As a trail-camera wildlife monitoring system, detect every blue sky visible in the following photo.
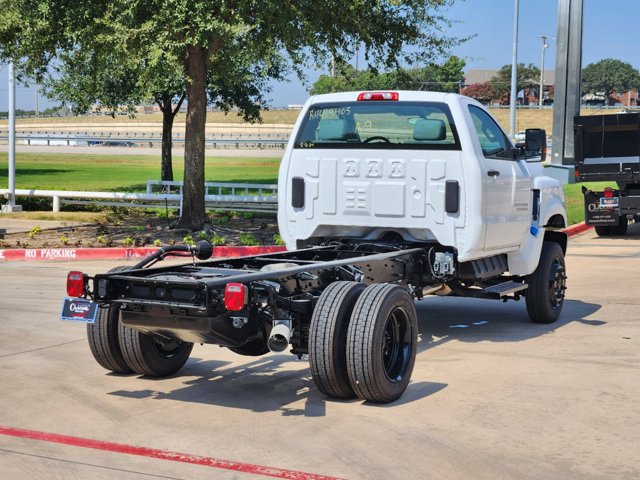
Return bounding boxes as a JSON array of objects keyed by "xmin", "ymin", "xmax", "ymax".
[{"xmin": 2, "ymin": 0, "xmax": 639, "ymax": 110}]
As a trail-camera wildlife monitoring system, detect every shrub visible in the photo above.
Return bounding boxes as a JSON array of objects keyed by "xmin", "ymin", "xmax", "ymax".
[
  {"xmin": 29, "ymin": 226, "xmax": 43, "ymax": 238},
  {"xmin": 123, "ymin": 236, "xmax": 134, "ymax": 247},
  {"xmin": 273, "ymin": 233, "xmax": 285, "ymax": 246},
  {"xmin": 239, "ymin": 233, "xmax": 258, "ymax": 246},
  {"xmin": 211, "ymin": 234, "xmax": 226, "ymax": 246},
  {"xmin": 183, "ymin": 235, "xmax": 195, "ymax": 246}
]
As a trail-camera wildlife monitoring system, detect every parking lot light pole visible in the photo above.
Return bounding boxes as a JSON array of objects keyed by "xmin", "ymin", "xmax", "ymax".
[
  {"xmin": 539, "ymin": 35, "xmax": 549, "ymax": 108},
  {"xmin": 509, "ymin": 0, "xmax": 519, "ymax": 138},
  {"xmin": 2, "ymin": 61, "xmax": 22, "ymax": 213}
]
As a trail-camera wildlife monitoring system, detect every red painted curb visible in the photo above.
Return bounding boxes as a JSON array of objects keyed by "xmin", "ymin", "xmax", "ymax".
[
  {"xmin": 0, "ymin": 245, "xmax": 286, "ymax": 262},
  {"xmin": 564, "ymin": 222, "xmax": 592, "ymax": 238},
  {"xmin": 0, "ymin": 425, "xmax": 343, "ymax": 480}
]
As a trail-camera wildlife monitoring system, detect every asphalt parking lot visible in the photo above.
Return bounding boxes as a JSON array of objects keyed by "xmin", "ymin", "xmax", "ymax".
[{"xmin": 1, "ymin": 228, "xmax": 639, "ymax": 480}]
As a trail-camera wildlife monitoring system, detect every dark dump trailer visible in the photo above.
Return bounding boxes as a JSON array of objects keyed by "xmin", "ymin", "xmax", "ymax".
[{"xmin": 574, "ymin": 112, "xmax": 640, "ymax": 236}]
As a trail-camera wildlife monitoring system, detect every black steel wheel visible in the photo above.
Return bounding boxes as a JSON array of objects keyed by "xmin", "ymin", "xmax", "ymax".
[
  {"xmin": 86, "ymin": 266, "xmax": 133, "ymax": 374},
  {"xmin": 118, "ymin": 324, "xmax": 193, "ymax": 377},
  {"xmin": 346, "ymin": 284, "xmax": 417, "ymax": 403},
  {"xmin": 526, "ymin": 241, "xmax": 567, "ymax": 324},
  {"xmin": 309, "ymin": 281, "xmax": 366, "ymax": 399}
]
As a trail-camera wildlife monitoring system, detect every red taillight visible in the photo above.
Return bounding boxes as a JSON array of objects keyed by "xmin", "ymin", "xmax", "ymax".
[
  {"xmin": 604, "ymin": 187, "xmax": 614, "ymax": 198},
  {"xmin": 67, "ymin": 271, "xmax": 86, "ymax": 297},
  {"xmin": 224, "ymin": 283, "xmax": 248, "ymax": 311},
  {"xmin": 357, "ymin": 91, "xmax": 399, "ymax": 101}
]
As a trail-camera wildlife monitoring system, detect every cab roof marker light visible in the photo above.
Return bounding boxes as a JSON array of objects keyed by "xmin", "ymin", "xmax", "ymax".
[
  {"xmin": 67, "ymin": 271, "xmax": 86, "ymax": 298},
  {"xmin": 357, "ymin": 92, "xmax": 399, "ymax": 101},
  {"xmin": 224, "ymin": 283, "xmax": 248, "ymax": 311}
]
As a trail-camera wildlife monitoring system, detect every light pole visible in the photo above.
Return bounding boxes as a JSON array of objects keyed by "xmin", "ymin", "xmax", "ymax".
[
  {"xmin": 2, "ymin": 61, "xmax": 22, "ymax": 212},
  {"xmin": 539, "ymin": 35, "xmax": 549, "ymax": 108},
  {"xmin": 509, "ymin": 0, "xmax": 519, "ymax": 138}
]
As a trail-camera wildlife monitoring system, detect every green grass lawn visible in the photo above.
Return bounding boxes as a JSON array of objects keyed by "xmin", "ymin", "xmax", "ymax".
[{"xmin": 0, "ymin": 152, "xmax": 281, "ymax": 191}]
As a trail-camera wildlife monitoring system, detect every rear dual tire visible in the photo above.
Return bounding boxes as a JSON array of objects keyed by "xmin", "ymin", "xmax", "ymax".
[
  {"xmin": 309, "ymin": 282, "xmax": 418, "ymax": 404},
  {"xmin": 86, "ymin": 265, "xmax": 192, "ymax": 377}
]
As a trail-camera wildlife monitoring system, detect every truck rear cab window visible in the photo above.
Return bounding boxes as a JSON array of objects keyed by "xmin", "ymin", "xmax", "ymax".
[
  {"xmin": 294, "ymin": 101, "xmax": 461, "ymax": 150},
  {"xmin": 468, "ymin": 105, "xmax": 513, "ymax": 159}
]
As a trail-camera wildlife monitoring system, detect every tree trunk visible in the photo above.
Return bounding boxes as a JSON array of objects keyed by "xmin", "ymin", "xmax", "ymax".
[
  {"xmin": 160, "ymin": 103, "xmax": 174, "ymax": 182},
  {"xmin": 177, "ymin": 45, "xmax": 209, "ymax": 230}
]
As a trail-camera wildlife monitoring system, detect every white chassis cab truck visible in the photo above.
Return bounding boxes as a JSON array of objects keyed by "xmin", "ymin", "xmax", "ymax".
[{"xmin": 62, "ymin": 91, "xmax": 567, "ymax": 404}]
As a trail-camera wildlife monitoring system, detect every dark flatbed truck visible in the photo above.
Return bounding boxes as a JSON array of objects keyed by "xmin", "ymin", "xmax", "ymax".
[{"xmin": 574, "ymin": 112, "xmax": 640, "ymax": 236}]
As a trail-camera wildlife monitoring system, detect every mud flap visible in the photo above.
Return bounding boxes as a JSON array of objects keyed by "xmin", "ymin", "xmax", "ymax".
[{"xmin": 584, "ymin": 190, "xmax": 618, "ymax": 226}]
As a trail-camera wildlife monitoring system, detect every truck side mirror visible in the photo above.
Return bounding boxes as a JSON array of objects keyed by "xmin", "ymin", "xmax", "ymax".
[{"xmin": 524, "ymin": 128, "xmax": 547, "ymax": 162}]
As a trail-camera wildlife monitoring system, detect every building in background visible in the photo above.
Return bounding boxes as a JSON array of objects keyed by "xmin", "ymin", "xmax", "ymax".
[{"xmin": 463, "ymin": 69, "xmax": 637, "ymax": 108}]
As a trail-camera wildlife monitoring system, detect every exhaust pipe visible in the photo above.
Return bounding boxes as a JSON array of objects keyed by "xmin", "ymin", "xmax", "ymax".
[{"xmin": 267, "ymin": 323, "xmax": 292, "ymax": 352}]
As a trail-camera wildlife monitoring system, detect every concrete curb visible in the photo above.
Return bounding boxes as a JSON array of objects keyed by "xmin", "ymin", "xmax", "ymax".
[{"xmin": 0, "ymin": 245, "xmax": 286, "ymax": 262}]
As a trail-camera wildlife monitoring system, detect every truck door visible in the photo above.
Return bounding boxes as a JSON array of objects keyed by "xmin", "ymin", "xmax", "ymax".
[{"xmin": 468, "ymin": 105, "xmax": 531, "ymax": 251}]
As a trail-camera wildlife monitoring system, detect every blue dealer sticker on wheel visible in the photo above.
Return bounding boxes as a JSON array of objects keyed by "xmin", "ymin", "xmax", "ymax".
[{"xmin": 60, "ymin": 298, "xmax": 98, "ymax": 323}]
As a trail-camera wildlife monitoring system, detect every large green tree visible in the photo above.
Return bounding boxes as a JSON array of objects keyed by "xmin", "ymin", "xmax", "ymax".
[
  {"xmin": 1, "ymin": 0, "xmax": 463, "ymax": 230},
  {"xmin": 490, "ymin": 63, "xmax": 540, "ymax": 104},
  {"xmin": 582, "ymin": 58, "xmax": 640, "ymax": 106}
]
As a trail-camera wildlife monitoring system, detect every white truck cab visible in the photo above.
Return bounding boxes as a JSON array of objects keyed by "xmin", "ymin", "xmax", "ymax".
[{"xmin": 278, "ymin": 91, "xmax": 566, "ymax": 276}]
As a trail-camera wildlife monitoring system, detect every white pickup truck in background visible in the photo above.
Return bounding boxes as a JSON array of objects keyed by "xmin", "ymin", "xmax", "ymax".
[{"xmin": 64, "ymin": 91, "xmax": 568, "ymax": 404}]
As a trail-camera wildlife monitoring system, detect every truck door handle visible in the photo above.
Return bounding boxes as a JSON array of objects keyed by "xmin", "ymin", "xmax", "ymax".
[{"xmin": 487, "ymin": 170, "xmax": 500, "ymax": 178}]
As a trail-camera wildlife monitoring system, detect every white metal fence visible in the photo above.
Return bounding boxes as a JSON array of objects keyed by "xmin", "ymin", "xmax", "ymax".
[{"xmin": 0, "ymin": 181, "xmax": 279, "ymax": 214}]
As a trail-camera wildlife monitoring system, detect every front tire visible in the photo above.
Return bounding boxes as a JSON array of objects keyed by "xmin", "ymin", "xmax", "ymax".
[
  {"xmin": 118, "ymin": 324, "xmax": 193, "ymax": 377},
  {"xmin": 309, "ymin": 281, "xmax": 366, "ymax": 399},
  {"xmin": 594, "ymin": 225, "xmax": 611, "ymax": 236},
  {"xmin": 86, "ymin": 266, "xmax": 133, "ymax": 374},
  {"xmin": 346, "ymin": 284, "xmax": 417, "ymax": 403},
  {"xmin": 526, "ymin": 241, "xmax": 567, "ymax": 324}
]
